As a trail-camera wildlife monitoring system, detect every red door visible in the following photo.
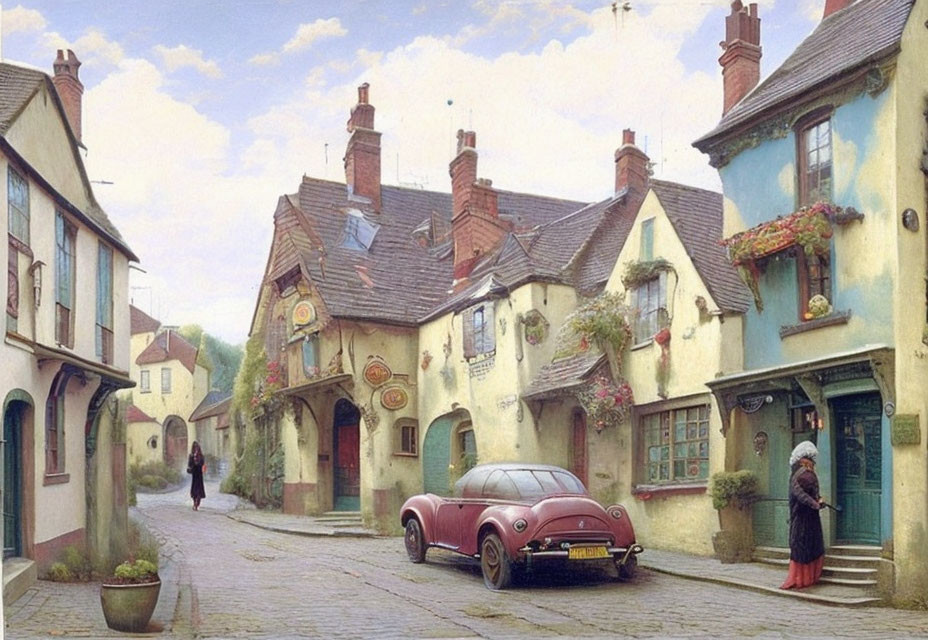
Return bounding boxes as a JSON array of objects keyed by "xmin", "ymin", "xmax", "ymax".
[
  {"xmin": 571, "ymin": 411, "xmax": 588, "ymax": 487},
  {"xmin": 165, "ymin": 419, "xmax": 188, "ymax": 473},
  {"xmin": 335, "ymin": 422, "xmax": 360, "ymax": 509}
]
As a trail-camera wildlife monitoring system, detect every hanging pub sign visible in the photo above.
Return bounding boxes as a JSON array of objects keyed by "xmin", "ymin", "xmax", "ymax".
[
  {"xmin": 363, "ymin": 356, "xmax": 392, "ymax": 387},
  {"xmin": 291, "ymin": 300, "xmax": 317, "ymax": 328},
  {"xmin": 380, "ymin": 386, "xmax": 408, "ymax": 410}
]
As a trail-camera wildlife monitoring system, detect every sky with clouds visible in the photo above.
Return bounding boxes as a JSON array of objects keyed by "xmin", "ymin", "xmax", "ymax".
[{"xmin": 1, "ymin": 0, "xmax": 827, "ymax": 344}]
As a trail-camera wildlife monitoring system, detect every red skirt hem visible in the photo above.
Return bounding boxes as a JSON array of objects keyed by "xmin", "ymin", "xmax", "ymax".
[{"xmin": 780, "ymin": 555, "xmax": 824, "ymax": 589}]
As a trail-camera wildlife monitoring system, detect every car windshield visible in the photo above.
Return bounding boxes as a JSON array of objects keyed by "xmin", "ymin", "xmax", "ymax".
[{"xmin": 486, "ymin": 469, "xmax": 587, "ymax": 501}]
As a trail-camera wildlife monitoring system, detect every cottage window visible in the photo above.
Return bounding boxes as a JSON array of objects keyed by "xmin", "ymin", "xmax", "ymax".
[
  {"xmin": 140, "ymin": 369, "xmax": 151, "ymax": 393},
  {"xmin": 630, "ymin": 273, "xmax": 667, "ymax": 344},
  {"xmin": 640, "ymin": 218, "xmax": 654, "ymax": 262},
  {"xmin": 161, "ymin": 367, "xmax": 172, "ymax": 394},
  {"xmin": 342, "ymin": 209, "xmax": 380, "ymax": 250},
  {"xmin": 798, "ymin": 117, "xmax": 833, "ymax": 206},
  {"xmin": 301, "ymin": 334, "xmax": 319, "ymax": 377},
  {"xmin": 95, "ymin": 242, "xmax": 114, "ymax": 363},
  {"xmin": 462, "ymin": 304, "xmax": 495, "ymax": 358},
  {"xmin": 45, "ymin": 368, "xmax": 75, "ymax": 476},
  {"xmin": 8, "ymin": 166, "xmax": 29, "ymax": 245},
  {"xmin": 456, "ymin": 423, "xmax": 477, "ymax": 472},
  {"xmin": 395, "ymin": 418, "xmax": 418, "ymax": 456},
  {"xmin": 55, "ymin": 212, "xmax": 77, "ymax": 348},
  {"xmin": 275, "ymin": 266, "xmax": 301, "ymax": 295},
  {"xmin": 797, "ymin": 251, "xmax": 832, "ymax": 320},
  {"xmin": 265, "ymin": 314, "xmax": 287, "ymax": 361},
  {"xmin": 641, "ymin": 404, "xmax": 709, "ymax": 484}
]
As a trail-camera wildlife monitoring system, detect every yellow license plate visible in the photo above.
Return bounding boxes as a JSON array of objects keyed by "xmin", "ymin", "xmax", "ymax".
[{"xmin": 568, "ymin": 546, "xmax": 610, "ymax": 560}]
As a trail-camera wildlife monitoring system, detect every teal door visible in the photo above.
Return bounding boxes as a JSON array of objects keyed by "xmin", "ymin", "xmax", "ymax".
[
  {"xmin": 423, "ymin": 416, "xmax": 453, "ymax": 496},
  {"xmin": 4, "ymin": 403, "xmax": 23, "ymax": 558},
  {"xmin": 834, "ymin": 394, "xmax": 882, "ymax": 544}
]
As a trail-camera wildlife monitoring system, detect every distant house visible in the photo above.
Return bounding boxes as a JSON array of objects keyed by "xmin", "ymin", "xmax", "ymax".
[
  {"xmin": 1, "ymin": 50, "xmax": 138, "ymax": 598},
  {"xmin": 693, "ymin": 0, "xmax": 927, "ymax": 598},
  {"xmin": 127, "ymin": 306, "xmax": 210, "ymax": 473},
  {"xmin": 126, "ymin": 405, "xmax": 160, "ymax": 467},
  {"xmin": 188, "ymin": 390, "xmax": 232, "ymax": 475}
]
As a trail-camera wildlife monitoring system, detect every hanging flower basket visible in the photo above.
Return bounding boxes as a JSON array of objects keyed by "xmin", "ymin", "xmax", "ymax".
[
  {"xmin": 720, "ymin": 202, "xmax": 861, "ymax": 311},
  {"xmin": 577, "ymin": 375, "xmax": 634, "ymax": 432},
  {"xmin": 554, "ymin": 292, "xmax": 632, "ymax": 362},
  {"xmin": 621, "ymin": 258, "xmax": 675, "ymax": 290}
]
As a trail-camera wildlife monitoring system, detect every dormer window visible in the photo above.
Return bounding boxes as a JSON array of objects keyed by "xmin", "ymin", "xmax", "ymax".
[
  {"xmin": 798, "ymin": 115, "xmax": 833, "ymax": 206},
  {"xmin": 275, "ymin": 266, "xmax": 301, "ymax": 295},
  {"xmin": 343, "ymin": 209, "xmax": 380, "ymax": 251}
]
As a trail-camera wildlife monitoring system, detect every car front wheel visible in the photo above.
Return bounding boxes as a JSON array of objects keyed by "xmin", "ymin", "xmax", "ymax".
[
  {"xmin": 616, "ymin": 554, "xmax": 637, "ymax": 581},
  {"xmin": 480, "ymin": 533, "xmax": 512, "ymax": 590},
  {"xmin": 404, "ymin": 518, "xmax": 426, "ymax": 563}
]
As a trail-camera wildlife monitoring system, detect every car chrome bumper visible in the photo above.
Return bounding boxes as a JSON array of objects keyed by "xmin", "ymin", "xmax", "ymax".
[{"xmin": 518, "ymin": 543, "xmax": 644, "ymax": 562}]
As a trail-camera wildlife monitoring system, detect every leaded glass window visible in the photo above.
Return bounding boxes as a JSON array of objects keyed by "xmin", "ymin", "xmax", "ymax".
[
  {"xmin": 8, "ymin": 167, "xmax": 29, "ymax": 245},
  {"xmin": 96, "ymin": 243, "xmax": 114, "ymax": 363},
  {"xmin": 800, "ymin": 118, "xmax": 832, "ymax": 206},
  {"xmin": 55, "ymin": 212, "xmax": 76, "ymax": 347},
  {"xmin": 631, "ymin": 273, "xmax": 667, "ymax": 344},
  {"xmin": 643, "ymin": 404, "xmax": 709, "ymax": 484}
]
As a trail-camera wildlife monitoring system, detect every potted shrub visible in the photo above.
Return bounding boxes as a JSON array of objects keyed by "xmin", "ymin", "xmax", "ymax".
[
  {"xmin": 100, "ymin": 558, "xmax": 161, "ymax": 633},
  {"xmin": 709, "ymin": 470, "xmax": 759, "ymax": 563}
]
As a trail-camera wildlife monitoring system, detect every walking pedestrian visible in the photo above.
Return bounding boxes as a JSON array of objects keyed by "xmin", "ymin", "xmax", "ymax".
[
  {"xmin": 780, "ymin": 440, "xmax": 825, "ymax": 589},
  {"xmin": 188, "ymin": 441, "xmax": 206, "ymax": 511}
]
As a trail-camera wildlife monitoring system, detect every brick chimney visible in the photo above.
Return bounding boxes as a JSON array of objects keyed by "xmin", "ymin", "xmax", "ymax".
[
  {"xmin": 719, "ymin": 1, "xmax": 761, "ymax": 115},
  {"xmin": 52, "ymin": 49, "xmax": 83, "ymax": 143},
  {"xmin": 344, "ymin": 83, "xmax": 382, "ymax": 212},
  {"xmin": 449, "ymin": 130, "xmax": 507, "ymax": 281},
  {"xmin": 614, "ymin": 129, "xmax": 650, "ymax": 197},
  {"xmin": 823, "ymin": 0, "xmax": 853, "ymax": 18}
]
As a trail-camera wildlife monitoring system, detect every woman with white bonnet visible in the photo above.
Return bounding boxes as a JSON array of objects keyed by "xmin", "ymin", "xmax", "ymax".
[{"xmin": 780, "ymin": 440, "xmax": 826, "ymax": 589}]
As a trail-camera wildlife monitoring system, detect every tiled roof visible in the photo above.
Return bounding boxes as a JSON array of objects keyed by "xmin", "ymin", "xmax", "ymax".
[
  {"xmin": 522, "ymin": 351, "xmax": 605, "ymax": 400},
  {"xmin": 695, "ymin": 0, "xmax": 915, "ymax": 148},
  {"xmin": 650, "ymin": 180, "xmax": 751, "ymax": 313},
  {"xmin": 0, "ymin": 62, "xmax": 136, "ymax": 260},
  {"xmin": 127, "ymin": 405, "xmax": 157, "ymax": 424},
  {"xmin": 130, "ymin": 305, "xmax": 161, "ymax": 335},
  {"xmin": 189, "ymin": 391, "xmax": 232, "ymax": 422},
  {"xmin": 135, "ymin": 330, "xmax": 198, "ymax": 374},
  {"xmin": 287, "ymin": 177, "xmax": 584, "ymax": 325}
]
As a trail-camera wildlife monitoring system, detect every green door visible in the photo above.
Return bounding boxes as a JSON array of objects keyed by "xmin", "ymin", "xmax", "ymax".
[
  {"xmin": 4, "ymin": 403, "xmax": 23, "ymax": 558},
  {"xmin": 834, "ymin": 393, "xmax": 882, "ymax": 544},
  {"xmin": 423, "ymin": 416, "xmax": 453, "ymax": 496}
]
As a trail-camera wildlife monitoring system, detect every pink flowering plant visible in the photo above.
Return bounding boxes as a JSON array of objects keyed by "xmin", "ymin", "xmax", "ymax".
[
  {"xmin": 578, "ymin": 375, "xmax": 635, "ymax": 432},
  {"xmin": 251, "ymin": 361, "xmax": 285, "ymax": 409}
]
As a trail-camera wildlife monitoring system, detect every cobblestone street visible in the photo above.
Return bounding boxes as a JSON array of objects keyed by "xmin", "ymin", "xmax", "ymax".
[{"xmin": 6, "ymin": 483, "xmax": 928, "ymax": 639}]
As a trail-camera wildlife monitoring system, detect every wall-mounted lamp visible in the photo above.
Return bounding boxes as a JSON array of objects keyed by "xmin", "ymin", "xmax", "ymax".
[
  {"xmin": 902, "ymin": 208, "xmax": 919, "ymax": 232},
  {"xmin": 28, "ymin": 261, "xmax": 45, "ymax": 310}
]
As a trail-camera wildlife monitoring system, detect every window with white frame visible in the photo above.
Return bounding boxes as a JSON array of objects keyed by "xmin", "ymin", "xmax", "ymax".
[
  {"xmin": 630, "ymin": 272, "xmax": 667, "ymax": 344},
  {"xmin": 140, "ymin": 369, "xmax": 150, "ymax": 393},
  {"xmin": 161, "ymin": 367, "xmax": 172, "ymax": 394}
]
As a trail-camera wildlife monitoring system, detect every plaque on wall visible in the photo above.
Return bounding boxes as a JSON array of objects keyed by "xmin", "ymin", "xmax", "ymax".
[
  {"xmin": 291, "ymin": 300, "xmax": 316, "ymax": 328},
  {"xmin": 363, "ymin": 356, "xmax": 392, "ymax": 387},
  {"xmin": 891, "ymin": 414, "xmax": 920, "ymax": 446},
  {"xmin": 380, "ymin": 386, "xmax": 408, "ymax": 410}
]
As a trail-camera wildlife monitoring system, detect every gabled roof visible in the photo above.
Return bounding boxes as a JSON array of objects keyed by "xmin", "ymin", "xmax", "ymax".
[
  {"xmin": 650, "ymin": 180, "xmax": 751, "ymax": 313},
  {"xmin": 0, "ymin": 61, "xmax": 137, "ymax": 261},
  {"xmin": 136, "ymin": 330, "xmax": 199, "ymax": 374},
  {"xmin": 695, "ymin": 0, "xmax": 915, "ymax": 149},
  {"xmin": 523, "ymin": 351, "xmax": 605, "ymax": 401},
  {"xmin": 130, "ymin": 305, "xmax": 161, "ymax": 335},
  {"xmin": 127, "ymin": 405, "xmax": 157, "ymax": 424},
  {"xmin": 189, "ymin": 390, "xmax": 232, "ymax": 422},
  {"xmin": 275, "ymin": 177, "xmax": 584, "ymax": 326}
]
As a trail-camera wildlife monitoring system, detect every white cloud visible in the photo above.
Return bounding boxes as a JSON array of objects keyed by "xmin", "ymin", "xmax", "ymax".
[
  {"xmin": 153, "ymin": 44, "xmax": 222, "ymax": 78},
  {"xmin": 800, "ymin": 0, "xmax": 825, "ymax": 22},
  {"xmin": 282, "ymin": 18, "xmax": 347, "ymax": 54},
  {"xmin": 248, "ymin": 52, "xmax": 279, "ymax": 66},
  {"xmin": 41, "ymin": 28, "xmax": 124, "ymax": 68},
  {"xmin": 2, "ymin": 5, "xmax": 46, "ymax": 34}
]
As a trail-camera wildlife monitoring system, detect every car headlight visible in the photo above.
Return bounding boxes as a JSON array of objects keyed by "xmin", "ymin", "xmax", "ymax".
[{"xmin": 513, "ymin": 518, "xmax": 528, "ymax": 533}]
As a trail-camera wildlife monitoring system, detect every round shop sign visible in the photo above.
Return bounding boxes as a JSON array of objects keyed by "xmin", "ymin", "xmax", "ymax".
[
  {"xmin": 380, "ymin": 386, "xmax": 408, "ymax": 410},
  {"xmin": 292, "ymin": 300, "xmax": 316, "ymax": 327},
  {"xmin": 363, "ymin": 357, "xmax": 393, "ymax": 387}
]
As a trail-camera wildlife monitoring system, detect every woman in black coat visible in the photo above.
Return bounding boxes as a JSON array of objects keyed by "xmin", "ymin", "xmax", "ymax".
[
  {"xmin": 780, "ymin": 440, "xmax": 825, "ymax": 589},
  {"xmin": 188, "ymin": 441, "xmax": 206, "ymax": 511}
]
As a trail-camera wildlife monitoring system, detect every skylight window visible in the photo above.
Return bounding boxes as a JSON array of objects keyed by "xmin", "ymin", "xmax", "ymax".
[{"xmin": 342, "ymin": 209, "xmax": 380, "ymax": 251}]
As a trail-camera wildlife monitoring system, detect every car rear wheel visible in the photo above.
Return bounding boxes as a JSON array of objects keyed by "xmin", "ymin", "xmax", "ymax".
[
  {"xmin": 404, "ymin": 518, "xmax": 426, "ymax": 563},
  {"xmin": 616, "ymin": 554, "xmax": 637, "ymax": 581},
  {"xmin": 480, "ymin": 533, "xmax": 512, "ymax": 590}
]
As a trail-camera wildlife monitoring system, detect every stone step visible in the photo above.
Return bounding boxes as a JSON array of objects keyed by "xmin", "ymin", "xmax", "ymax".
[
  {"xmin": 828, "ymin": 544, "xmax": 882, "ymax": 557},
  {"xmin": 3, "ymin": 557, "xmax": 36, "ymax": 605},
  {"xmin": 823, "ymin": 553, "xmax": 883, "ymax": 568},
  {"xmin": 822, "ymin": 565, "xmax": 878, "ymax": 579},
  {"xmin": 820, "ymin": 576, "xmax": 879, "ymax": 588}
]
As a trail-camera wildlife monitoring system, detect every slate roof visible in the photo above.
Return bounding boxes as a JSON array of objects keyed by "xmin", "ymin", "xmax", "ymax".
[
  {"xmin": 0, "ymin": 62, "xmax": 136, "ymax": 260},
  {"xmin": 695, "ymin": 0, "xmax": 916, "ymax": 148},
  {"xmin": 280, "ymin": 177, "xmax": 585, "ymax": 325},
  {"xmin": 130, "ymin": 305, "xmax": 161, "ymax": 335},
  {"xmin": 189, "ymin": 391, "xmax": 232, "ymax": 422},
  {"xmin": 522, "ymin": 351, "xmax": 605, "ymax": 400},
  {"xmin": 136, "ymin": 330, "xmax": 199, "ymax": 373},
  {"xmin": 127, "ymin": 405, "xmax": 157, "ymax": 424},
  {"xmin": 650, "ymin": 180, "xmax": 751, "ymax": 313}
]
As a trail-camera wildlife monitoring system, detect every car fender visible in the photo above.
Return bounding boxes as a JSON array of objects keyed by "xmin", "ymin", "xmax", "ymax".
[
  {"xmin": 473, "ymin": 504, "xmax": 534, "ymax": 558},
  {"xmin": 605, "ymin": 503, "xmax": 637, "ymax": 546},
  {"xmin": 400, "ymin": 494, "xmax": 443, "ymax": 545}
]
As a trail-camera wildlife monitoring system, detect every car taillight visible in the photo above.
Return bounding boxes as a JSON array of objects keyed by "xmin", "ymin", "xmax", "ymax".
[
  {"xmin": 607, "ymin": 506, "xmax": 624, "ymax": 519},
  {"xmin": 513, "ymin": 518, "xmax": 528, "ymax": 533}
]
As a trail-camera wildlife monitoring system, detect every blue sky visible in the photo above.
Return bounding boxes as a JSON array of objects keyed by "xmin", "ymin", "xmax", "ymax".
[{"xmin": 1, "ymin": 1, "xmax": 825, "ymax": 344}]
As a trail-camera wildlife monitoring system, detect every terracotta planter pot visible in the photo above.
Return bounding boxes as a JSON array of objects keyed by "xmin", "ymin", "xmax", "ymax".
[{"xmin": 100, "ymin": 579, "xmax": 161, "ymax": 633}]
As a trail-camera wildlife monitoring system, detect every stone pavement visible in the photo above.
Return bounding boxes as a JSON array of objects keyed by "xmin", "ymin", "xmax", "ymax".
[{"xmin": 226, "ymin": 509, "xmax": 378, "ymax": 539}]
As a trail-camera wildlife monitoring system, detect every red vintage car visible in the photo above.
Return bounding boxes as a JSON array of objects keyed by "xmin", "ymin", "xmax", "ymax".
[{"xmin": 400, "ymin": 463, "xmax": 643, "ymax": 589}]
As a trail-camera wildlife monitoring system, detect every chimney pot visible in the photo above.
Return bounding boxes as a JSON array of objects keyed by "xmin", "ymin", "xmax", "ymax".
[
  {"xmin": 822, "ymin": 0, "xmax": 853, "ymax": 18},
  {"xmin": 358, "ymin": 82, "xmax": 369, "ymax": 104},
  {"xmin": 52, "ymin": 49, "xmax": 83, "ymax": 142},
  {"xmin": 344, "ymin": 83, "xmax": 381, "ymax": 211},
  {"xmin": 614, "ymin": 129, "xmax": 650, "ymax": 197},
  {"xmin": 622, "ymin": 129, "xmax": 635, "ymax": 146},
  {"xmin": 719, "ymin": 1, "xmax": 762, "ymax": 115}
]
